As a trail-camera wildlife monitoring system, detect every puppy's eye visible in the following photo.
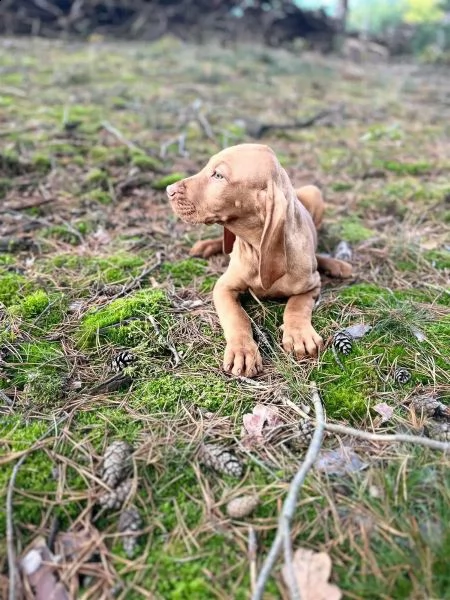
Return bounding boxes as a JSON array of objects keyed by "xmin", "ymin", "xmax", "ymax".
[{"xmin": 212, "ymin": 171, "xmax": 224, "ymax": 180}]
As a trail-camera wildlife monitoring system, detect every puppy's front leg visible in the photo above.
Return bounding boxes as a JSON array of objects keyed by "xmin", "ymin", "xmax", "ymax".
[
  {"xmin": 213, "ymin": 280, "xmax": 262, "ymax": 377},
  {"xmin": 282, "ymin": 289, "xmax": 323, "ymax": 358}
]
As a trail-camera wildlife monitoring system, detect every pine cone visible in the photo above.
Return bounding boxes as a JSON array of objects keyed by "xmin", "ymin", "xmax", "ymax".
[
  {"xmin": 118, "ymin": 505, "xmax": 142, "ymax": 557},
  {"xmin": 409, "ymin": 392, "xmax": 450, "ymax": 419},
  {"xmin": 333, "ymin": 331, "xmax": 353, "ymax": 355},
  {"xmin": 110, "ymin": 351, "xmax": 136, "ymax": 373},
  {"xmin": 101, "ymin": 441, "xmax": 133, "ymax": 488},
  {"xmin": 199, "ymin": 444, "xmax": 243, "ymax": 479},
  {"xmin": 226, "ymin": 494, "xmax": 259, "ymax": 519},
  {"xmin": 424, "ymin": 421, "xmax": 450, "ymax": 442},
  {"xmin": 394, "ymin": 367, "xmax": 411, "ymax": 385},
  {"xmin": 98, "ymin": 479, "xmax": 133, "ymax": 510}
]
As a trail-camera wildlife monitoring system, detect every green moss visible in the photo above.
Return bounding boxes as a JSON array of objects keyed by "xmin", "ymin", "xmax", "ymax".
[
  {"xmin": 9, "ymin": 289, "xmax": 49, "ymax": 318},
  {"xmin": 152, "ymin": 173, "xmax": 186, "ymax": 190},
  {"xmin": 425, "ymin": 249, "xmax": 450, "ymax": 270},
  {"xmin": 31, "ymin": 153, "xmax": 52, "ymax": 172},
  {"xmin": 0, "ymin": 272, "xmax": 31, "ymax": 307},
  {"xmin": 83, "ymin": 167, "xmax": 109, "ymax": 190},
  {"xmin": 133, "ymin": 373, "xmax": 234, "ymax": 413},
  {"xmin": 131, "ymin": 153, "xmax": 164, "ymax": 171},
  {"xmin": 330, "ymin": 181, "xmax": 353, "ymax": 192},
  {"xmin": 89, "ymin": 145, "xmax": 109, "ymax": 161},
  {"xmin": 78, "ymin": 288, "xmax": 170, "ymax": 348},
  {"xmin": 83, "ymin": 189, "xmax": 113, "ymax": 205},
  {"xmin": 378, "ymin": 159, "xmax": 431, "ymax": 176},
  {"xmin": 0, "ymin": 177, "xmax": 11, "ymax": 198},
  {"xmin": 328, "ymin": 216, "xmax": 375, "ymax": 243},
  {"xmin": 43, "ymin": 225, "xmax": 81, "ymax": 245},
  {"xmin": 0, "ymin": 149, "xmax": 23, "ymax": 175},
  {"xmin": 3, "ymin": 341, "xmax": 68, "ymax": 404},
  {"xmin": 51, "ymin": 252, "xmax": 145, "ymax": 283},
  {"xmin": 8, "ymin": 290, "xmax": 64, "ymax": 328},
  {"xmin": 161, "ymin": 259, "xmax": 207, "ymax": 286}
]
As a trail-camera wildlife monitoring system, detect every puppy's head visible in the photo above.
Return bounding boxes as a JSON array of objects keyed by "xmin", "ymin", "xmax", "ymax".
[
  {"xmin": 167, "ymin": 143, "xmax": 292, "ymax": 289},
  {"xmin": 166, "ymin": 144, "xmax": 277, "ymax": 224}
]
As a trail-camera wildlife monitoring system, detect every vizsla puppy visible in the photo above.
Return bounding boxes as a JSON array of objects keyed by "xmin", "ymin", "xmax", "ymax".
[{"xmin": 167, "ymin": 143, "xmax": 352, "ymax": 377}]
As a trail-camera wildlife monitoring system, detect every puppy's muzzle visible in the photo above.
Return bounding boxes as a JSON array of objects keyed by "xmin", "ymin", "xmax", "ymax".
[{"xmin": 166, "ymin": 181, "xmax": 197, "ymax": 221}]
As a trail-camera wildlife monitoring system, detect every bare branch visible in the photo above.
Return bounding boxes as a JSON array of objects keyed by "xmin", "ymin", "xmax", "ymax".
[
  {"xmin": 251, "ymin": 382, "xmax": 325, "ymax": 600},
  {"xmin": 324, "ymin": 422, "xmax": 450, "ymax": 452}
]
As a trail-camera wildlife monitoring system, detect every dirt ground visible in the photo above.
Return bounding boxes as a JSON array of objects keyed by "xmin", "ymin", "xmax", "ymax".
[{"xmin": 0, "ymin": 36, "xmax": 449, "ymax": 599}]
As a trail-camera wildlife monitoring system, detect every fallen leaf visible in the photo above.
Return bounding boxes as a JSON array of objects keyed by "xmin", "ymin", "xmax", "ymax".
[
  {"xmin": 344, "ymin": 323, "xmax": 372, "ymax": 339},
  {"xmin": 241, "ymin": 404, "xmax": 282, "ymax": 447},
  {"xmin": 282, "ymin": 547, "xmax": 342, "ymax": 600},
  {"xmin": 20, "ymin": 536, "xmax": 70, "ymax": 600},
  {"xmin": 315, "ymin": 446, "xmax": 368, "ymax": 476},
  {"xmin": 242, "ymin": 404, "xmax": 281, "ymax": 437},
  {"xmin": 373, "ymin": 402, "xmax": 394, "ymax": 423}
]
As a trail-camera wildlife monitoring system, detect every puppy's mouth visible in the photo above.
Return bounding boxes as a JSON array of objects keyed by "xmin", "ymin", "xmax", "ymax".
[{"xmin": 169, "ymin": 194, "xmax": 198, "ymax": 223}]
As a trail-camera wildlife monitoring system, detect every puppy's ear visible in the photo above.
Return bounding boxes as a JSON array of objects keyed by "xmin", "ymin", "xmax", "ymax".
[{"xmin": 259, "ymin": 179, "xmax": 288, "ymax": 290}]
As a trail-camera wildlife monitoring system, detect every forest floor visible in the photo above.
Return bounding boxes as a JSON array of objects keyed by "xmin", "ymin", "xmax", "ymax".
[{"xmin": 0, "ymin": 36, "xmax": 449, "ymax": 599}]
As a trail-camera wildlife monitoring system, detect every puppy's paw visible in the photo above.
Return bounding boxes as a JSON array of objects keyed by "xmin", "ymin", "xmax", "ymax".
[
  {"xmin": 317, "ymin": 256, "xmax": 353, "ymax": 279},
  {"xmin": 190, "ymin": 238, "xmax": 222, "ymax": 258},
  {"xmin": 282, "ymin": 325, "xmax": 323, "ymax": 358},
  {"xmin": 332, "ymin": 259, "xmax": 353, "ymax": 279},
  {"xmin": 223, "ymin": 337, "xmax": 263, "ymax": 378}
]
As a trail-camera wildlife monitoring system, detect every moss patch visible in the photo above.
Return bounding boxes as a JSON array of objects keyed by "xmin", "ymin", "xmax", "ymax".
[{"xmin": 78, "ymin": 288, "xmax": 170, "ymax": 347}]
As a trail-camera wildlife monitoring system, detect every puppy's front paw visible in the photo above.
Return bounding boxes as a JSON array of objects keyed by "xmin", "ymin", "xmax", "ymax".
[
  {"xmin": 190, "ymin": 238, "xmax": 222, "ymax": 258},
  {"xmin": 282, "ymin": 325, "xmax": 323, "ymax": 358},
  {"xmin": 223, "ymin": 337, "xmax": 263, "ymax": 378}
]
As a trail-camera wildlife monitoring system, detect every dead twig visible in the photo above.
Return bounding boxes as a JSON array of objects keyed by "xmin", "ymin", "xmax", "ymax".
[
  {"xmin": 252, "ymin": 382, "xmax": 325, "ymax": 600},
  {"xmin": 0, "ymin": 197, "xmax": 54, "ymax": 212},
  {"xmin": 324, "ymin": 422, "xmax": 450, "ymax": 452},
  {"xmin": 87, "ymin": 373, "xmax": 132, "ymax": 395},
  {"xmin": 7, "ymin": 413, "xmax": 69, "ymax": 600},
  {"xmin": 248, "ymin": 527, "xmax": 258, "ymax": 596},
  {"xmin": 101, "ymin": 120, "xmax": 144, "ymax": 154},
  {"xmin": 252, "ymin": 109, "xmax": 335, "ymax": 139},
  {"xmin": 0, "ymin": 390, "xmax": 13, "ymax": 407}
]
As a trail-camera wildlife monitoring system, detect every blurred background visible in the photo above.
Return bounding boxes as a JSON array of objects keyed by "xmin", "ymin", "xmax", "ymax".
[{"xmin": 1, "ymin": 0, "xmax": 450, "ymax": 62}]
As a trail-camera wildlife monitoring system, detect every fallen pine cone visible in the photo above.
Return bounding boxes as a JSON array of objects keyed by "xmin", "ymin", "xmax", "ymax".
[
  {"xmin": 199, "ymin": 444, "xmax": 243, "ymax": 479},
  {"xmin": 101, "ymin": 440, "xmax": 133, "ymax": 488},
  {"xmin": 409, "ymin": 392, "xmax": 450, "ymax": 420},
  {"xmin": 226, "ymin": 494, "xmax": 259, "ymax": 519},
  {"xmin": 394, "ymin": 367, "xmax": 411, "ymax": 385},
  {"xmin": 424, "ymin": 421, "xmax": 450, "ymax": 442},
  {"xmin": 110, "ymin": 351, "xmax": 136, "ymax": 373},
  {"xmin": 98, "ymin": 479, "xmax": 133, "ymax": 510},
  {"xmin": 118, "ymin": 505, "xmax": 142, "ymax": 557},
  {"xmin": 333, "ymin": 331, "xmax": 353, "ymax": 355}
]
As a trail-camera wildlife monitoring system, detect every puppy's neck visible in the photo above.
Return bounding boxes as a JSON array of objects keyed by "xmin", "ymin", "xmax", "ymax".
[{"xmin": 224, "ymin": 218, "xmax": 263, "ymax": 250}]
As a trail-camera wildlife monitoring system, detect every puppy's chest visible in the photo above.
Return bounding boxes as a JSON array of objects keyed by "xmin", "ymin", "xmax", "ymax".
[{"xmin": 235, "ymin": 243, "xmax": 318, "ymax": 298}]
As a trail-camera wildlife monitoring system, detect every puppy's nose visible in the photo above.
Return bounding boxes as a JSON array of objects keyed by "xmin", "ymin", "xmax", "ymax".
[{"xmin": 166, "ymin": 183, "xmax": 178, "ymax": 197}]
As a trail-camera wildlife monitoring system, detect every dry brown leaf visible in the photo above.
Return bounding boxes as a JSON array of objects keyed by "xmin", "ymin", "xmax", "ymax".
[
  {"xmin": 373, "ymin": 402, "xmax": 394, "ymax": 423},
  {"xmin": 241, "ymin": 404, "xmax": 282, "ymax": 448},
  {"xmin": 282, "ymin": 547, "xmax": 342, "ymax": 600},
  {"xmin": 20, "ymin": 536, "xmax": 70, "ymax": 600}
]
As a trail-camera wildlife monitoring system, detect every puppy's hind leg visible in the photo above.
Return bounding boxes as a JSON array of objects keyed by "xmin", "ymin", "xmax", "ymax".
[
  {"xmin": 295, "ymin": 185, "xmax": 325, "ymax": 230},
  {"xmin": 316, "ymin": 255, "xmax": 353, "ymax": 279},
  {"xmin": 190, "ymin": 237, "xmax": 223, "ymax": 258}
]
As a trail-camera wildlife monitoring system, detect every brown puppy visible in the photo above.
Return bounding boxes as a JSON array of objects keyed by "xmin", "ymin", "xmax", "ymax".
[{"xmin": 167, "ymin": 143, "xmax": 351, "ymax": 377}]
